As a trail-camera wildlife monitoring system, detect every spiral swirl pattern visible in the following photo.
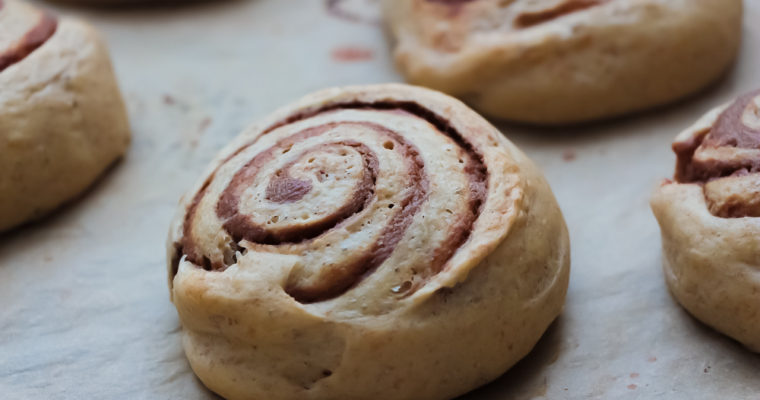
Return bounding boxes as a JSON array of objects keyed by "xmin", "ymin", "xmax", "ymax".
[
  {"xmin": 176, "ymin": 98, "xmax": 488, "ymax": 304},
  {"xmin": 167, "ymin": 84, "xmax": 569, "ymax": 400},
  {"xmin": 168, "ymin": 85, "xmax": 570, "ymax": 400},
  {"xmin": 673, "ymin": 89, "xmax": 760, "ymax": 217},
  {"xmin": 0, "ymin": 0, "xmax": 57, "ymax": 73}
]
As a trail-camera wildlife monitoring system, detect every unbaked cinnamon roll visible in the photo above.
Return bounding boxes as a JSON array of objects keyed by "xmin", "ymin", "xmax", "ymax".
[
  {"xmin": 383, "ymin": 0, "xmax": 742, "ymax": 124},
  {"xmin": 167, "ymin": 84, "xmax": 570, "ymax": 400},
  {"xmin": 0, "ymin": 0, "xmax": 130, "ymax": 231},
  {"xmin": 651, "ymin": 89, "xmax": 760, "ymax": 352}
]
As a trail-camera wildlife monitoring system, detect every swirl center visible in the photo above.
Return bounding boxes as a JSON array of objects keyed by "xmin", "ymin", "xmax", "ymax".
[
  {"xmin": 266, "ymin": 176, "xmax": 312, "ymax": 204},
  {"xmin": 218, "ymin": 125, "xmax": 380, "ymax": 246}
]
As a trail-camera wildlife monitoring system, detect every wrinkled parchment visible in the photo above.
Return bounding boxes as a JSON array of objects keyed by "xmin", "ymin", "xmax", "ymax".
[{"xmin": 2, "ymin": 1, "xmax": 759, "ymax": 399}]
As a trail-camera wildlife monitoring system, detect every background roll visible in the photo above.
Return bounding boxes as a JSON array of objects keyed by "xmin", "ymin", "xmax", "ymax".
[
  {"xmin": 383, "ymin": 0, "xmax": 743, "ymax": 124},
  {"xmin": 0, "ymin": 0, "xmax": 130, "ymax": 231}
]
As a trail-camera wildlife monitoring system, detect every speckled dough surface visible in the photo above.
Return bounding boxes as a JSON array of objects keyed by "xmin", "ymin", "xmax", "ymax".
[
  {"xmin": 167, "ymin": 84, "xmax": 570, "ymax": 400},
  {"xmin": 383, "ymin": 0, "xmax": 743, "ymax": 124},
  {"xmin": 651, "ymin": 89, "xmax": 760, "ymax": 352},
  {"xmin": 0, "ymin": 0, "xmax": 130, "ymax": 231}
]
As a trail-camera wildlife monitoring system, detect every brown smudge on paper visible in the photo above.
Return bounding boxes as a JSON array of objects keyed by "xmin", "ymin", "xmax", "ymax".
[
  {"xmin": 198, "ymin": 117, "xmax": 212, "ymax": 133},
  {"xmin": 331, "ymin": 46, "xmax": 374, "ymax": 62},
  {"xmin": 562, "ymin": 149, "xmax": 577, "ymax": 162}
]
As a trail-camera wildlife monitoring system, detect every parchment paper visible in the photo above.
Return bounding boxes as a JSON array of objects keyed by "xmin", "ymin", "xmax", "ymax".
[{"xmin": 2, "ymin": 1, "xmax": 759, "ymax": 399}]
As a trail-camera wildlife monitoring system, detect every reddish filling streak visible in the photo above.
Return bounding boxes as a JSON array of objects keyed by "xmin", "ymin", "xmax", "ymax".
[
  {"xmin": 284, "ymin": 123, "xmax": 427, "ymax": 303},
  {"xmin": 515, "ymin": 0, "xmax": 604, "ymax": 28},
  {"xmin": 0, "ymin": 11, "xmax": 58, "ymax": 73},
  {"xmin": 178, "ymin": 102, "xmax": 488, "ymax": 303},
  {"xmin": 427, "ymin": 149, "xmax": 486, "ymax": 285},
  {"xmin": 674, "ymin": 90, "xmax": 760, "ymax": 183}
]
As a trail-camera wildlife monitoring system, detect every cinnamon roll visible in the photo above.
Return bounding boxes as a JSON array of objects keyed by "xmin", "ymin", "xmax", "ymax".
[
  {"xmin": 0, "ymin": 0, "xmax": 130, "ymax": 231},
  {"xmin": 651, "ymin": 89, "xmax": 760, "ymax": 352},
  {"xmin": 167, "ymin": 84, "xmax": 570, "ymax": 400},
  {"xmin": 383, "ymin": 0, "xmax": 742, "ymax": 124}
]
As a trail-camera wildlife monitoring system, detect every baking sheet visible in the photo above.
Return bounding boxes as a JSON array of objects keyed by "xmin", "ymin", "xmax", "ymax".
[{"xmin": 1, "ymin": 1, "xmax": 759, "ymax": 399}]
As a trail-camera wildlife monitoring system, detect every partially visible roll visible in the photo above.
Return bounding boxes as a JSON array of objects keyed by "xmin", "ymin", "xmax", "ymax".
[
  {"xmin": 168, "ymin": 84, "xmax": 570, "ymax": 400},
  {"xmin": 0, "ymin": 0, "xmax": 130, "ymax": 232},
  {"xmin": 651, "ymin": 89, "xmax": 760, "ymax": 352},
  {"xmin": 383, "ymin": 0, "xmax": 742, "ymax": 124}
]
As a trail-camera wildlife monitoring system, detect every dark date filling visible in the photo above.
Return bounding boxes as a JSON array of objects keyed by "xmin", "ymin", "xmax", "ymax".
[
  {"xmin": 674, "ymin": 90, "xmax": 760, "ymax": 183},
  {"xmin": 672, "ymin": 90, "xmax": 760, "ymax": 218}
]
